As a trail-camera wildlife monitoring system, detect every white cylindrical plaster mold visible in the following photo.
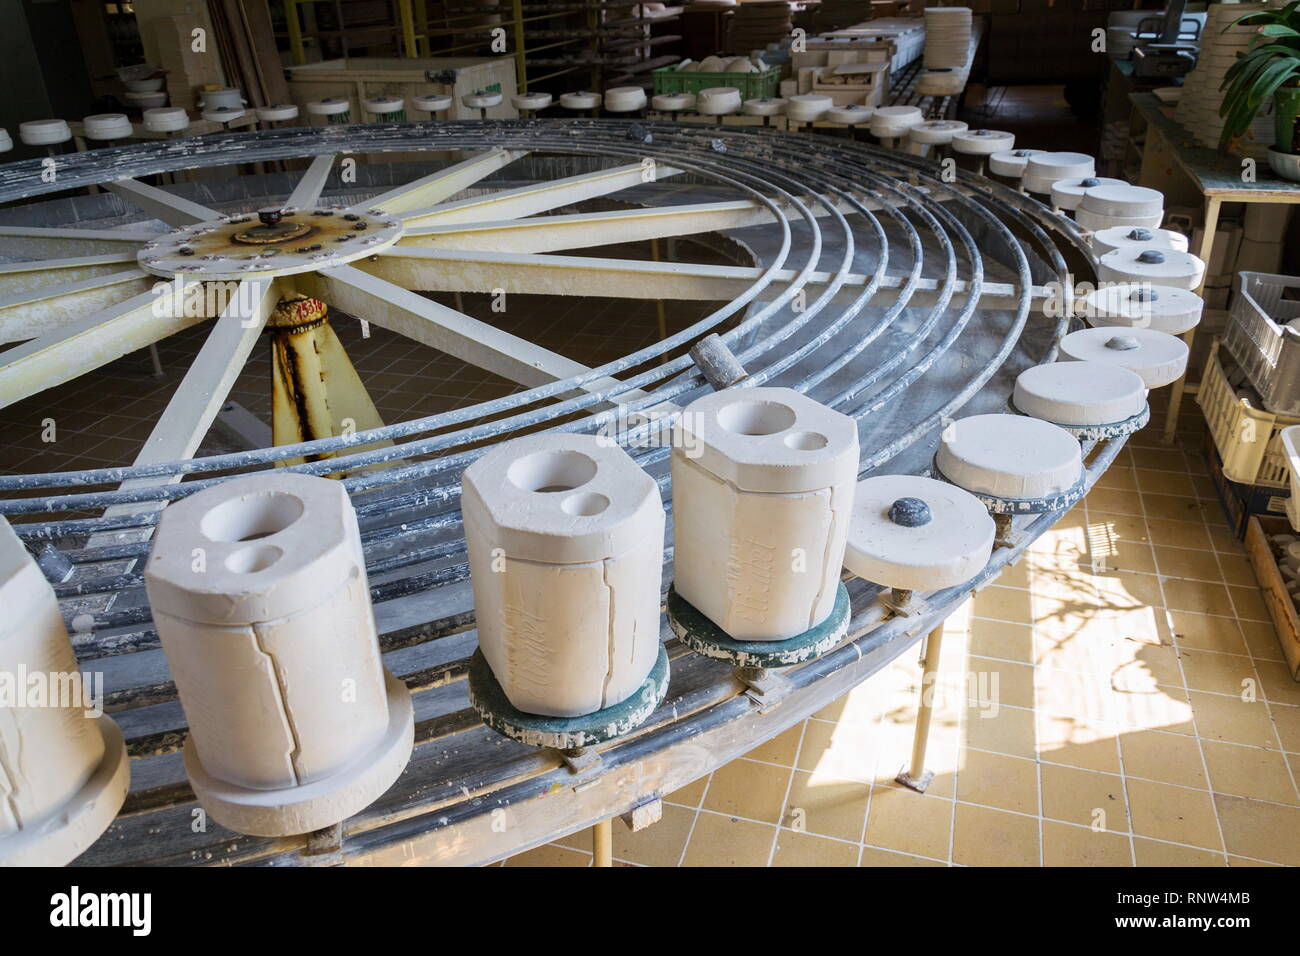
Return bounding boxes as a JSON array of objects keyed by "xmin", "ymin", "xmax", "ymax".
[
  {"xmin": 671, "ymin": 386, "xmax": 859, "ymax": 641},
  {"xmin": 144, "ymin": 473, "xmax": 413, "ymax": 837},
  {"xmin": 462, "ymin": 434, "xmax": 666, "ymax": 718},
  {"xmin": 0, "ymin": 518, "xmax": 129, "ymax": 866}
]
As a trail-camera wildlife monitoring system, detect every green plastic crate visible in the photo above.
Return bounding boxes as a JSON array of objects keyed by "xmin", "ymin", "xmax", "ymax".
[{"xmin": 652, "ymin": 64, "xmax": 780, "ymax": 101}]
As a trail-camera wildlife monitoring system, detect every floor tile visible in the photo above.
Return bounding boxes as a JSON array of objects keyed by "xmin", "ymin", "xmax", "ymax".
[
  {"xmin": 1213, "ymin": 794, "xmax": 1300, "ymax": 866},
  {"xmin": 1126, "ymin": 778, "xmax": 1222, "ymax": 851},
  {"xmin": 771, "ymin": 830, "xmax": 859, "ymax": 867},
  {"xmin": 864, "ymin": 786, "xmax": 952, "ymax": 860},
  {"xmin": 1040, "ymin": 764, "xmax": 1129, "ymax": 833},
  {"xmin": 951, "ymin": 803, "xmax": 1040, "ymax": 867},
  {"xmin": 681, "ymin": 813, "xmax": 776, "ymax": 867},
  {"xmin": 1042, "ymin": 821, "xmax": 1132, "ymax": 866}
]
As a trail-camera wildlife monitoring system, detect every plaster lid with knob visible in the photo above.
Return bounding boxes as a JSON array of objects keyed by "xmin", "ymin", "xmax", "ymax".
[
  {"xmin": 786, "ymin": 94, "xmax": 833, "ymax": 122},
  {"xmin": 743, "ymin": 96, "xmax": 786, "ymax": 116},
  {"xmin": 1090, "ymin": 224, "xmax": 1189, "ymax": 257},
  {"xmin": 654, "ymin": 92, "xmax": 695, "ymax": 111},
  {"xmin": 988, "ymin": 148, "xmax": 1043, "ymax": 176},
  {"xmin": 869, "ymin": 105, "xmax": 924, "ymax": 137},
  {"xmin": 843, "ymin": 475, "xmax": 994, "ymax": 592},
  {"xmin": 1050, "ymin": 176, "xmax": 1126, "ymax": 211},
  {"xmin": 1013, "ymin": 361, "xmax": 1148, "ymax": 427},
  {"xmin": 363, "ymin": 95, "xmax": 405, "ymax": 114},
  {"xmin": 560, "ymin": 91, "xmax": 602, "ymax": 110},
  {"xmin": 951, "ymin": 129, "xmax": 1015, "ymax": 155},
  {"xmin": 256, "ymin": 104, "xmax": 300, "ymax": 122},
  {"xmin": 462, "ymin": 91, "xmax": 503, "ymax": 109},
  {"xmin": 1057, "ymin": 327, "xmax": 1190, "ymax": 388},
  {"xmin": 1080, "ymin": 183, "xmax": 1164, "ymax": 219},
  {"xmin": 1096, "ymin": 245, "xmax": 1205, "ymax": 290},
  {"xmin": 412, "ymin": 93, "xmax": 452, "ymax": 112},
  {"xmin": 1082, "ymin": 283, "xmax": 1203, "ymax": 335},
  {"xmin": 935, "ymin": 413, "xmax": 1083, "ymax": 501},
  {"xmin": 908, "ymin": 119, "xmax": 968, "ymax": 144},
  {"xmin": 511, "ymin": 92, "xmax": 552, "ymax": 111},
  {"xmin": 826, "ymin": 105, "xmax": 874, "ymax": 126},
  {"xmin": 202, "ymin": 107, "xmax": 245, "ymax": 124},
  {"xmin": 307, "ymin": 97, "xmax": 351, "ymax": 116}
]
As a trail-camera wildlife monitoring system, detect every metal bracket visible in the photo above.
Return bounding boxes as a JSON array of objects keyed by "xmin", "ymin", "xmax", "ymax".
[
  {"xmin": 560, "ymin": 747, "xmax": 603, "ymax": 775},
  {"xmin": 735, "ymin": 666, "xmax": 794, "ymax": 713},
  {"xmin": 880, "ymin": 588, "xmax": 930, "ymax": 618},
  {"xmin": 895, "ymin": 768, "xmax": 935, "ymax": 793},
  {"xmin": 301, "ymin": 821, "xmax": 344, "ymax": 860}
]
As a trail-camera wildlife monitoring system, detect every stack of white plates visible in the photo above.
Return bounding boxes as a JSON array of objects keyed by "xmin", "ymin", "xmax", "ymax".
[{"xmin": 923, "ymin": 7, "xmax": 972, "ymax": 70}]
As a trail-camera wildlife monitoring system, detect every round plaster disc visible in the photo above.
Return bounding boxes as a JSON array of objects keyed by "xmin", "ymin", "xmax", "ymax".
[
  {"xmin": 307, "ymin": 97, "xmax": 350, "ymax": 116},
  {"xmin": 697, "ymin": 86, "xmax": 741, "ymax": 114},
  {"xmin": 1050, "ymin": 176, "xmax": 1126, "ymax": 211},
  {"xmin": 512, "ymin": 92, "xmax": 552, "ymax": 111},
  {"xmin": 1082, "ymin": 283, "xmax": 1203, "ymax": 335},
  {"xmin": 1090, "ymin": 225, "xmax": 1189, "ymax": 257},
  {"xmin": 655, "ymin": 92, "xmax": 696, "ymax": 111},
  {"xmin": 19, "ymin": 119, "xmax": 72, "ymax": 146},
  {"xmin": 1023, "ymin": 151, "xmax": 1095, "ymax": 192},
  {"xmin": 743, "ymin": 96, "xmax": 786, "ymax": 116},
  {"xmin": 463, "ymin": 91, "xmax": 503, "ymax": 109},
  {"xmin": 0, "ymin": 129, "xmax": 11, "ymax": 153},
  {"xmin": 364, "ymin": 95, "xmax": 405, "ymax": 114},
  {"xmin": 786, "ymin": 94, "xmax": 833, "ymax": 122},
  {"xmin": 1080, "ymin": 183, "xmax": 1164, "ymax": 219},
  {"xmin": 1074, "ymin": 207, "xmax": 1165, "ymax": 233},
  {"xmin": 83, "ymin": 113, "xmax": 133, "ymax": 140},
  {"xmin": 826, "ymin": 105, "xmax": 874, "ymax": 125},
  {"xmin": 257, "ymin": 104, "xmax": 300, "ymax": 122},
  {"xmin": 202, "ymin": 107, "xmax": 245, "ymax": 123},
  {"xmin": 1096, "ymin": 245, "xmax": 1205, "ymax": 290},
  {"xmin": 870, "ymin": 105, "xmax": 924, "ymax": 137},
  {"xmin": 952, "ymin": 129, "xmax": 1015, "ymax": 155},
  {"xmin": 1058, "ymin": 327, "xmax": 1189, "ymax": 388},
  {"xmin": 1013, "ymin": 361, "xmax": 1148, "ymax": 427},
  {"xmin": 604, "ymin": 86, "xmax": 647, "ymax": 112},
  {"xmin": 142, "ymin": 107, "xmax": 190, "ymax": 133},
  {"xmin": 935, "ymin": 413, "xmax": 1083, "ymax": 502},
  {"xmin": 909, "ymin": 119, "xmax": 968, "ymax": 145},
  {"xmin": 843, "ymin": 475, "xmax": 994, "ymax": 591},
  {"xmin": 988, "ymin": 148, "xmax": 1042, "ymax": 176},
  {"xmin": 560, "ymin": 90, "xmax": 602, "ymax": 110},
  {"xmin": 412, "ymin": 94, "xmax": 452, "ymax": 112}
]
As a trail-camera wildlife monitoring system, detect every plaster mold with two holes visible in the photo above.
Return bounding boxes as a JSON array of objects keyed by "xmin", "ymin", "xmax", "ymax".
[
  {"xmin": 462, "ymin": 435, "xmax": 666, "ymax": 718},
  {"xmin": 144, "ymin": 473, "xmax": 413, "ymax": 838},
  {"xmin": 671, "ymin": 387, "xmax": 859, "ymax": 641}
]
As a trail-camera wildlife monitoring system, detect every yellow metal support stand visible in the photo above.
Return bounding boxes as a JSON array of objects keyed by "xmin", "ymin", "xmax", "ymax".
[
  {"xmin": 592, "ymin": 819, "xmax": 613, "ymax": 867},
  {"xmin": 268, "ymin": 293, "xmax": 394, "ymax": 474},
  {"xmin": 286, "ymin": 0, "xmax": 306, "ymax": 65},
  {"xmin": 895, "ymin": 623, "xmax": 945, "ymax": 793},
  {"xmin": 399, "ymin": 0, "xmax": 419, "ymax": 58}
]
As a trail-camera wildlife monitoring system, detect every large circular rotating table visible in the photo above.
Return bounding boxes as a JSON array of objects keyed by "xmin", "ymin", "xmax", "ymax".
[{"xmin": 0, "ymin": 120, "xmax": 1123, "ymax": 865}]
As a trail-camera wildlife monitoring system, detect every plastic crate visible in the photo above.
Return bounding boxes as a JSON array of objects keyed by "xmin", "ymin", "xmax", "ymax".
[
  {"xmin": 1197, "ymin": 338, "xmax": 1300, "ymax": 488},
  {"xmin": 652, "ymin": 64, "xmax": 781, "ymax": 101},
  {"xmin": 1282, "ymin": 425, "xmax": 1300, "ymax": 531},
  {"xmin": 1220, "ymin": 270, "xmax": 1300, "ymax": 416}
]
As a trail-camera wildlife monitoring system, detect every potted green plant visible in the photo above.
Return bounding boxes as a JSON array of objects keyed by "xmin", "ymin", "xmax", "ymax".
[{"xmin": 1218, "ymin": 0, "xmax": 1300, "ymax": 179}]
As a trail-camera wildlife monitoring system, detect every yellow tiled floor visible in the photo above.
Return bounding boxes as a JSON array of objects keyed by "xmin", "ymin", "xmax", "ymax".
[{"xmin": 508, "ymin": 405, "xmax": 1300, "ymax": 867}]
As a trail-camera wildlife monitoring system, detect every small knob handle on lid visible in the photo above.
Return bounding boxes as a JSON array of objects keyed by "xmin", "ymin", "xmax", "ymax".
[{"xmin": 889, "ymin": 497, "xmax": 932, "ymax": 528}]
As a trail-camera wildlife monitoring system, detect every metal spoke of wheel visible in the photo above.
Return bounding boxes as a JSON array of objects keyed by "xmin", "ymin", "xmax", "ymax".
[
  {"xmin": 88, "ymin": 279, "xmax": 279, "ymax": 545},
  {"xmin": 0, "ymin": 268, "xmax": 154, "ymax": 343},
  {"xmin": 364, "ymin": 246, "xmax": 1041, "ymax": 311},
  {"xmin": 302, "ymin": 265, "xmax": 644, "ymax": 399},
  {"xmin": 350, "ymin": 148, "xmax": 529, "ymax": 216},
  {"xmin": 399, "ymin": 198, "xmax": 848, "ymax": 254},
  {"xmin": 0, "ymin": 281, "xmax": 211, "ymax": 409},
  {"xmin": 105, "ymin": 177, "xmax": 223, "ymax": 226},
  {"xmin": 0, "ymin": 226, "xmax": 156, "ymax": 259},
  {"xmin": 286, "ymin": 153, "xmax": 337, "ymax": 209},
  {"xmin": 400, "ymin": 160, "xmax": 684, "ymax": 227},
  {"xmin": 0, "ymin": 252, "xmax": 140, "ymax": 298}
]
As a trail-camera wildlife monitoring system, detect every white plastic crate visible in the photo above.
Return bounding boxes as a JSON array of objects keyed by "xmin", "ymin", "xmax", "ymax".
[
  {"xmin": 1283, "ymin": 425, "xmax": 1300, "ymax": 531},
  {"xmin": 1220, "ymin": 271, "xmax": 1300, "ymax": 416},
  {"xmin": 1197, "ymin": 339, "xmax": 1300, "ymax": 489}
]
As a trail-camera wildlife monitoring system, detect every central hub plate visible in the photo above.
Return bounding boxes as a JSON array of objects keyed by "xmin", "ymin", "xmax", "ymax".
[{"xmin": 138, "ymin": 206, "xmax": 404, "ymax": 280}]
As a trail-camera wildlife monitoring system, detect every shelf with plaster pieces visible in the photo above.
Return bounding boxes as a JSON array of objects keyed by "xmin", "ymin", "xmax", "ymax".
[{"xmin": 143, "ymin": 472, "xmax": 414, "ymax": 838}]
